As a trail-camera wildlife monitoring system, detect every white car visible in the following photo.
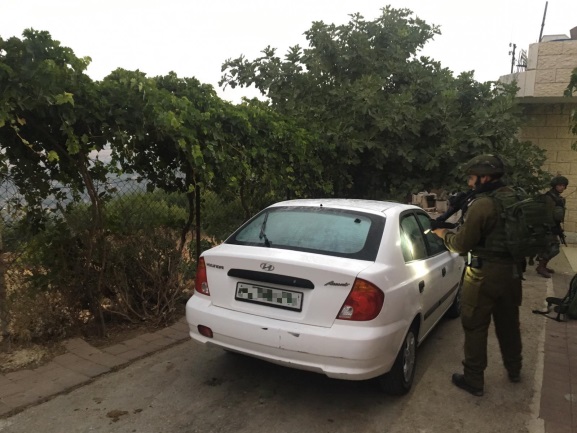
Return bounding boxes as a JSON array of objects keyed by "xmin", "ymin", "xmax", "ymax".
[{"xmin": 186, "ymin": 199, "xmax": 463, "ymax": 395}]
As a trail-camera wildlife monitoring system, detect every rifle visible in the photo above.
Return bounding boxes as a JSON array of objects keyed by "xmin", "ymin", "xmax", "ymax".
[{"xmin": 429, "ymin": 189, "xmax": 477, "ymax": 231}]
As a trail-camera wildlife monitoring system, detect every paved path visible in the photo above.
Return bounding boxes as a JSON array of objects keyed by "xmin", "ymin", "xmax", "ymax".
[
  {"xmin": 0, "ymin": 318, "xmax": 190, "ymax": 418},
  {"xmin": 539, "ymin": 248, "xmax": 577, "ymax": 433},
  {"xmin": 1, "ymin": 250, "xmax": 577, "ymax": 433}
]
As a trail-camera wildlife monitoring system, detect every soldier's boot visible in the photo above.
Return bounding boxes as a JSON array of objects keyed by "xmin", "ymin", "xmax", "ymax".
[
  {"xmin": 508, "ymin": 372, "xmax": 521, "ymax": 383},
  {"xmin": 451, "ymin": 373, "xmax": 484, "ymax": 397},
  {"xmin": 536, "ymin": 260, "xmax": 552, "ymax": 278}
]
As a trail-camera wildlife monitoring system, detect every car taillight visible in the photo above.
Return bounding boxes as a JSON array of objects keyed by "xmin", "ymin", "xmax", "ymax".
[
  {"xmin": 337, "ymin": 278, "xmax": 384, "ymax": 321},
  {"xmin": 194, "ymin": 257, "xmax": 210, "ymax": 296}
]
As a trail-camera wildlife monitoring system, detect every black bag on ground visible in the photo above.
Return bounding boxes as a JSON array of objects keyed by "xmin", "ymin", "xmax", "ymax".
[{"xmin": 533, "ymin": 274, "xmax": 577, "ymax": 322}]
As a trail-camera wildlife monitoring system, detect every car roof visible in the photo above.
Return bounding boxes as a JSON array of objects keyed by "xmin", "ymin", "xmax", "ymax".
[{"xmin": 269, "ymin": 198, "xmax": 417, "ymax": 215}]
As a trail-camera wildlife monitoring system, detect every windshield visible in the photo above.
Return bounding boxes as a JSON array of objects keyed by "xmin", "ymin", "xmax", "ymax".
[{"xmin": 226, "ymin": 206, "xmax": 385, "ymax": 261}]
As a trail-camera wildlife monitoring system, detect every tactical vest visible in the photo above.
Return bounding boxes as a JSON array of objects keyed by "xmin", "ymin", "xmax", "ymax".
[
  {"xmin": 470, "ymin": 188, "xmax": 514, "ymax": 260},
  {"xmin": 546, "ymin": 190, "xmax": 566, "ymax": 223},
  {"xmin": 471, "ymin": 187, "xmax": 556, "ymax": 261}
]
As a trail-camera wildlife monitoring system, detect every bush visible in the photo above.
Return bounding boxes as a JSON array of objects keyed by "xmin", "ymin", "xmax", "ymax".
[
  {"xmin": 102, "ymin": 229, "xmax": 192, "ymax": 325},
  {"xmin": 104, "ymin": 191, "xmax": 187, "ymax": 234},
  {"xmin": 200, "ymin": 190, "xmax": 249, "ymax": 242},
  {"xmin": 2, "ymin": 187, "xmax": 280, "ymax": 343},
  {"xmin": 5, "ymin": 219, "xmax": 86, "ymax": 342},
  {"xmin": 4, "ymin": 190, "xmax": 193, "ymax": 342}
]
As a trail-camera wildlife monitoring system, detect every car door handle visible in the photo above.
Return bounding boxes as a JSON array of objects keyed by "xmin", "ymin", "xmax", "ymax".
[
  {"xmin": 418, "ymin": 280, "xmax": 425, "ymax": 293},
  {"xmin": 442, "ymin": 267, "xmax": 446, "ymax": 277}
]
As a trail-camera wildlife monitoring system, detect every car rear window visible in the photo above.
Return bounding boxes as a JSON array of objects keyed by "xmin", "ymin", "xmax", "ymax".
[{"xmin": 226, "ymin": 206, "xmax": 385, "ymax": 261}]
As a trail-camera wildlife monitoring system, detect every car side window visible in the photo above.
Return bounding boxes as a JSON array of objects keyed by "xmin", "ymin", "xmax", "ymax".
[
  {"xmin": 400, "ymin": 214, "xmax": 428, "ymax": 262},
  {"xmin": 415, "ymin": 212, "xmax": 448, "ymax": 256}
]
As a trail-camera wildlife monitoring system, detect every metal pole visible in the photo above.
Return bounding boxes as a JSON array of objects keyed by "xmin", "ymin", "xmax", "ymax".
[
  {"xmin": 539, "ymin": 1, "xmax": 548, "ymax": 42},
  {"xmin": 510, "ymin": 44, "xmax": 516, "ymax": 73}
]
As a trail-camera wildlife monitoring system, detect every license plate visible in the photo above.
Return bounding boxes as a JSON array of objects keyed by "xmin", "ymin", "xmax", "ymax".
[{"xmin": 235, "ymin": 282, "xmax": 303, "ymax": 311}]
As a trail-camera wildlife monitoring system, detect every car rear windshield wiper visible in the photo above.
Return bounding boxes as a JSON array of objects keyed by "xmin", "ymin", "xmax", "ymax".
[{"xmin": 259, "ymin": 212, "xmax": 271, "ymax": 247}]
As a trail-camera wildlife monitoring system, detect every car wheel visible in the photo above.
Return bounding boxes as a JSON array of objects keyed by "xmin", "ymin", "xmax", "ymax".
[
  {"xmin": 445, "ymin": 285, "xmax": 462, "ymax": 319},
  {"xmin": 378, "ymin": 325, "xmax": 417, "ymax": 395}
]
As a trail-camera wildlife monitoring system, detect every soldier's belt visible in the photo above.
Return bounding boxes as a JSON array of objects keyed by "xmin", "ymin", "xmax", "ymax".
[
  {"xmin": 467, "ymin": 254, "xmax": 516, "ymax": 269},
  {"xmin": 467, "ymin": 256, "xmax": 483, "ymax": 269}
]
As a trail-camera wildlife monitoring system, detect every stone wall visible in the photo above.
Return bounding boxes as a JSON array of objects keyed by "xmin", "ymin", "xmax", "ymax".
[
  {"xmin": 534, "ymin": 40, "xmax": 577, "ymax": 97},
  {"xmin": 499, "ymin": 31, "xmax": 577, "ymax": 238},
  {"xmin": 520, "ymin": 103, "xmax": 577, "ymax": 232},
  {"xmin": 499, "ymin": 39, "xmax": 577, "ymax": 99}
]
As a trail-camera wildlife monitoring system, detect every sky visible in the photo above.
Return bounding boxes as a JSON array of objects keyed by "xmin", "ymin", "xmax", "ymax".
[{"xmin": 1, "ymin": 0, "xmax": 576, "ymax": 103}]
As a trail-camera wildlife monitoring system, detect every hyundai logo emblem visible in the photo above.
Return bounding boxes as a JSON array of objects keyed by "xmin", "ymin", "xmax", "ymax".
[{"xmin": 260, "ymin": 263, "xmax": 275, "ymax": 272}]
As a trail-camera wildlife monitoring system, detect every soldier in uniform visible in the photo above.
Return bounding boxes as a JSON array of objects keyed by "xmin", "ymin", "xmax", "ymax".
[
  {"xmin": 535, "ymin": 176, "xmax": 568, "ymax": 278},
  {"xmin": 433, "ymin": 154, "xmax": 522, "ymax": 397}
]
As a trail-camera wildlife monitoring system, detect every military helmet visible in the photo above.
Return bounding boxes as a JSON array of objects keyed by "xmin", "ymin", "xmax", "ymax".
[
  {"xmin": 551, "ymin": 176, "xmax": 569, "ymax": 187},
  {"xmin": 463, "ymin": 154, "xmax": 506, "ymax": 176}
]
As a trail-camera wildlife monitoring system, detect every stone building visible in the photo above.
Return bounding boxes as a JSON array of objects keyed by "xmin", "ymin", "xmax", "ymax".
[{"xmin": 500, "ymin": 27, "xmax": 577, "ymax": 233}]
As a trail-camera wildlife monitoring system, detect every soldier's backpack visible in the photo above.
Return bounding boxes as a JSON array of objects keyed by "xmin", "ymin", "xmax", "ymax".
[
  {"xmin": 486, "ymin": 189, "xmax": 557, "ymax": 262},
  {"xmin": 532, "ymin": 274, "xmax": 577, "ymax": 321}
]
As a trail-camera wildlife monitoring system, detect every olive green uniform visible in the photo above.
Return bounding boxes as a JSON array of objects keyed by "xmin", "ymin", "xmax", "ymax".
[
  {"xmin": 540, "ymin": 188, "xmax": 565, "ymax": 261},
  {"xmin": 442, "ymin": 187, "xmax": 522, "ymax": 389}
]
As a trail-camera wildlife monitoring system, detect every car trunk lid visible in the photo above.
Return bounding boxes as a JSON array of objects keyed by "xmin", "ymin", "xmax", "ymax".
[{"xmin": 201, "ymin": 244, "xmax": 373, "ymax": 328}]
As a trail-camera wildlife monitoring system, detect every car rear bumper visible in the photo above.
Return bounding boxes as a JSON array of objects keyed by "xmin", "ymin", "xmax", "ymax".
[{"xmin": 185, "ymin": 295, "xmax": 407, "ymax": 380}]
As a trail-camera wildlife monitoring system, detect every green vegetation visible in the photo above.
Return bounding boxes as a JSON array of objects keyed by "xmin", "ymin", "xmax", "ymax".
[
  {"xmin": 0, "ymin": 7, "xmax": 554, "ymax": 344},
  {"xmin": 221, "ymin": 7, "xmax": 550, "ymax": 196},
  {"xmin": 564, "ymin": 67, "xmax": 577, "ymax": 149}
]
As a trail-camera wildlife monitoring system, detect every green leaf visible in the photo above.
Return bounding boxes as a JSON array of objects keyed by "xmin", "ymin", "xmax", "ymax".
[
  {"xmin": 54, "ymin": 92, "xmax": 75, "ymax": 106},
  {"xmin": 47, "ymin": 150, "xmax": 59, "ymax": 162}
]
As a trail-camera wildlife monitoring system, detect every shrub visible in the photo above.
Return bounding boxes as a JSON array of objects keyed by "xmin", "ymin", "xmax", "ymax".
[
  {"xmin": 200, "ymin": 190, "xmax": 248, "ymax": 242},
  {"xmin": 104, "ymin": 191, "xmax": 187, "ymax": 234},
  {"xmin": 4, "ymin": 190, "xmax": 192, "ymax": 342}
]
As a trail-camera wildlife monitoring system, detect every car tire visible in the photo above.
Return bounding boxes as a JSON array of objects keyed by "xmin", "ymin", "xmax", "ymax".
[{"xmin": 378, "ymin": 325, "xmax": 417, "ymax": 395}]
